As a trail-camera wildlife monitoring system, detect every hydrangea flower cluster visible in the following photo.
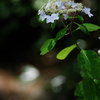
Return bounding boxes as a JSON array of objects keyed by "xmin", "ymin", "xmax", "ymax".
[{"xmin": 38, "ymin": 0, "xmax": 93, "ymax": 23}]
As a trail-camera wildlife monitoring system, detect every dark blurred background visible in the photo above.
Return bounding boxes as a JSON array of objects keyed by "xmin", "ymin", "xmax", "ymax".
[{"xmin": 0, "ymin": 0, "xmax": 100, "ymax": 100}]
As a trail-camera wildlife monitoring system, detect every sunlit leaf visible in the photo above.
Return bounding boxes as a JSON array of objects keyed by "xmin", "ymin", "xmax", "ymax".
[
  {"xmin": 77, "ymin": 49, "xmax": 100, "ymax": 79},
  {"xmin": 94, "ymin": 79, "xmax": 100, "ymax": 84},
  {"xmin": 40, "ymin": 39, "xmax": 56, "ymax": 55},
  {"xmin": 82, "ymin": 23, "xmax": 100, "ymax": 32},
  {"xmin": 56, "ymin": 43, "xmax": 77, "ymax": 60},
  {"xmin": 55, "ymin": 28, "xmax": 67, "ymax": 41}
]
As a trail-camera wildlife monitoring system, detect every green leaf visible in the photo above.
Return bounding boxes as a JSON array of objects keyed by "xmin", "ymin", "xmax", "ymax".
[
  {"xmin": 76, "ymin": 23, "xmax": 90, "ymax": 36},
  {"xmin": 82, "ymin": 23, "xmax": 100, "ymax": 32},
  {"xmin": 38, "ymin": 16, "xmax": 46, "ymax": 23},
  {"xmin": 56, "ymin": 43, "xmax": 77, "ymax": 60},
  {"xmin": 77, "ymin": 49, "xmax": 100, "ymax": 79},
  {"xmin": 75, "ymin": 79, "xmax": 100, "ymax": 100},
  {"xmin": 55, "ymin": 28, "xmax": 67, "ymax": 41},
  {"xmin": 77, "ymin": 15, "xmax": 84, "ymax": 23},
  {"xmin": 40, "ymin": 39, "xmax": 56, "ymax": 55},
  {"xmin": 51, "ymin": 21, "xmax": 56, "ymax": 30}
]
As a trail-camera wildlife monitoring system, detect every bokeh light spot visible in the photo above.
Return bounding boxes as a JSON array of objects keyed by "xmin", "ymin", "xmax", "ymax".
[{"xmin": 19, "ymin": 65, "xmax": 40, "ymax": 83}]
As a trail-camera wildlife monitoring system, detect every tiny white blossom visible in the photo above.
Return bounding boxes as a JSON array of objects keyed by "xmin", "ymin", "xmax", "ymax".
[
  {"xmin": 63, "ymin": 14, "xmax": 69, "ymax": 20},
  {"xmin": 84, "ymin": 7, "xmax": 93, "ymax": 17},
  {"xmin": 46, "ymin": 13, "xmax": 59, "ymax": 23},
  {"xmin": 38, "ymin": 4, "xmax": 46, "ymax": 15},
  {"xmin": 71, "ymin": 1, "xmax": 77, "ymax": 8},
  {"xmin": 55, "ymin": 0, "xmax": 65, "ymax": 9},
  {"xmin": 39, "ymin": 10, "xmax": 48, "ymax": 21},
  {"xmin": 67, "ymin": 1, "xmax": 71, "ymax": 6}
]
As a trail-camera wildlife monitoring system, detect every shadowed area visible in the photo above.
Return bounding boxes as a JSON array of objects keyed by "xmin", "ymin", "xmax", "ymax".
[{"xmin": 0, "ymin": 0, "xmax": 100, "ymax": 100}]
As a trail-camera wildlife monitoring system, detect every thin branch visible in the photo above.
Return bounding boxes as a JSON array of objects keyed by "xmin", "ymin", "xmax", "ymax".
[
  {"xmin": 60, "ymin": 18, "xmax": 81, "ymax": 50},
  {"xmin": 69, "ymin": 20, "xmax": 81, "ymax": 50}
]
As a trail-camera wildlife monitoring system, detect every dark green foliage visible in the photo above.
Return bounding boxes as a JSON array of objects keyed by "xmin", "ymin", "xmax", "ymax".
[
  {"xmin": 55, "ymin": 28, "xmax": 67, "ymax": 41},
  {"xmin": 75, "ymin": 50, "xmax": 100, "ymax": 100},
  {"xmin": 40, "ymin": 28, "xmax": 67, "ymax": 55},
  {"xmin": 51, "ymin": 21, "xmax": 56, "ymax": 30},
  {"xmin": 82, "ymin": 23, "xmax": 100, "ymax": 32},
  {"xmin": 40, "ymin": 39, "xmax": 56, "ymax": 55},
  {"xmin": 77, "ymin": 50, "xmax": 100, "ymax": 79},
  {"xmin": 76, "ymin": 23, "xmax": 90, "ymax": 36},
  {"xmin": 75, "ymin": 79, "xmax": 100, "ymax": 100}
]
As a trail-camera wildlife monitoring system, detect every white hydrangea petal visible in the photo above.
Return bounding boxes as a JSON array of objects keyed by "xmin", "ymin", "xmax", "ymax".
[
  {"xmin": 46, "ymin": 16, "xmax": 54, "ymax": 23},
  {"xmin": 46, "ymin": 13, "xmax": 59, "ymax": 23},
  {"xmin": 66, "ymin": 1, "xmax": 71, "ymax": 6},
  {"xmin": 88, "ymin": 13, "xmax": 93, "ymax": 17},
  {"xmin": 55, "ymin": 0, "xmax": 60, "ymax": 7},
  {"xmin": 63, "ymin": 14, "xmax": 69, "ymax": 20},
  {"xmin": 38, "ymin": 4, "xmax": 46, "ymax": 15},
  {"xmin": 40, "ymin": 10, "xmax": 47, "ymax": 21},
  {"xmin": 71, "ymin": 1, "xmax": 77, "ymax": 8},
  {"xmin": 55, "ymin": 0, "xmax": 65, "ymax": 9},
  {"xmin": 51, "ymin": 13, "xmax": 59, "ymax": 20},
  {"xmin": 84, "ymin": 7, "xmax": 90, "ymax": 13},
  {"xmin": 84, "ymin": 7, "xmax": 93, "ymax": 17}
]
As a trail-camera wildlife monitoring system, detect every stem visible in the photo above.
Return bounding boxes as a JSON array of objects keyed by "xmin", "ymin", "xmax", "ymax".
[
  {"xmin": 60, "ymin": 18, "xmax": 66, "ymax": 28},
  {"xmin": 60, "ymin": 18, "xmax": 71, "ymax": 30},
  {"xmin": 60, "ymin": 18, "xmax": 81, "ymax": 50},
  {"xmin": 69, "ymin": 21, "xmax": 81, "ymax": 50}
]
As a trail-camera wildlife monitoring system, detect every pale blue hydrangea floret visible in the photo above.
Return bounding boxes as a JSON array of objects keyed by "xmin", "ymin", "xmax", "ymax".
[
  {"xmin": 71, "ymin": 1, "xmax": 78, "ymax": 8},
  {"xmin": 46, "ymin": 13, "xmax": 59, "ymax": 23},
  {"xmin": 55, "ymin": 0, "xmax": 65, "ymax": 9},
  {"xmin": 63, "ymin": 14, "xmax": 69, "ymax": 20},
  {"xmin": 84, "ymin": 7, "xmax": 93, "ymax": 17},
  {"xmin": 39, "ymin": 10, "xmax": 59, "ymax": 23},
  {"xmin": 39, "ymin": 10, "xmax": 48, "ymax": 21},
  {"xmin": 65, "ymin": 1, "xmax": 71, "ymax": 6}
]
